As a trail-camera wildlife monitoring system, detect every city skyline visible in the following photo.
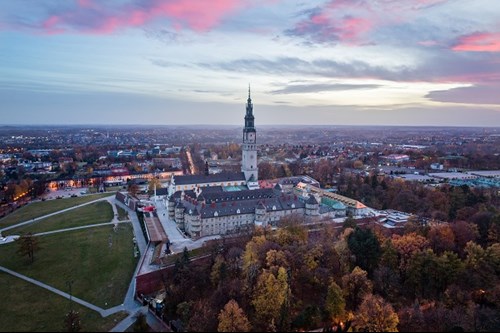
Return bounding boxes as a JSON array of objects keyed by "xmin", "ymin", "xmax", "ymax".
[{"xmin": 1, "ymin": 0, "xmax": 499, "ymax": 126}]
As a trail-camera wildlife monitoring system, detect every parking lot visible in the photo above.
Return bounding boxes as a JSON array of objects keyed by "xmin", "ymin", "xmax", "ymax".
[{"xmin": 42, "ymin": 187, "xmax": 89, "ymax": 200}]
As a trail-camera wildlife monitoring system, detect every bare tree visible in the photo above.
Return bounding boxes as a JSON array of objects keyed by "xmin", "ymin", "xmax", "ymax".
[{"xmin": 17, "ymin": 232, "xmax": 40, "ymax": 263}]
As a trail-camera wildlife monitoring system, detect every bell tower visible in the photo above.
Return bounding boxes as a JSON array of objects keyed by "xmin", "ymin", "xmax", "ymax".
[{"xmin": 242, "ymin": 85, "xmax": 258, "ymax": 183}]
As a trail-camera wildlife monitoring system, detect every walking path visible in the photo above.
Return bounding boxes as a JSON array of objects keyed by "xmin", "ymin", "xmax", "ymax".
[
  {"xmin": 0, "ymin": 194, "xmax": 170, "ymax": 331},
  {"xmin": 33, "ymin": 221, "xmax": 130, "ymax": 237},
  {"xmin": 0, "ymin": 265, "xmax": 106, "ymax": 315},
  {"xmin": 0, "ymin": 195, "xmax": 114, "ymax": 233}
]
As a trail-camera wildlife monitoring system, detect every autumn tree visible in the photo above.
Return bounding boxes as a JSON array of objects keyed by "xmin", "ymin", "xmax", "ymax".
[
  {"xmin": 451, "ymin": 221, "xmax": 479, "ymax": 256},
  {"xmin": 324, "ymin": 280, "xmax": 346, "ymax": 323},
  {"xmin": 242, "ymin": 235, "xmax": 268, "ymax": 293},
  {"xmin": 127, "ymin": 183, "xmax": 140, "ymax": 197},
  {"xmin": 211, "ymin": 254, "xmax": 228, "ymax": 287},
  {"xmin": 217, "ymin": 299, "xmax": 251, "ymax": 332},
  {"xmin": 258, "ymin": 162, "xmax": 277, "ymax": 180},
  {"xmin": 148, "ymin": 177, "xmax": 162, "ymax": 194},
  {"xmin": 17, "ymin": 232, "xmax": 40, "ymax": 263},
  {"xmin": 252, "ymin": 267, "xmax": 290, "ymax": 331},
  {"xmin": 274, "ymin": 214, "xmax": 308, "ymax": 246},
  {"xmin": 391, "ymin": 232, "xmax": 429, "ymax": 274},
  {"xmin": 341, "ymin": 266, "xmax": 373, "ymax": 311},
  {"xmin": 427, "ymin": 224, "xmax": 455, "ymax": 255},
  {"xmin": 353, "ymin": 294, "xmax": 399, "ymax": 332}
]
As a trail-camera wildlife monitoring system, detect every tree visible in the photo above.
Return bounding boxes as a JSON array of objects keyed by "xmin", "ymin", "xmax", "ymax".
[
  {"xmin": 451, "ymin": 221, "xmax": 479, "ymax": 256},
  {"xmin": 258, "ymin": 162, "xmax": 277, "ymax": 180},
  {"xmin": 353, "ymin": 294, "xmax": 399, "ymax": 332},
  {"xmin": 217, "ymin": 299, "xmax": 251, "ymax": 332},
  {"xmin": 391, "ymin": 232, "xmax": 429, "ymax": 274},
  {"xmin": 132, "ymin": 312, "xmax": 148, "ymax": 332},
  {"xmin": 17, "ymin": 232, "xmax": 40, "ymax": 263},
  {"xmin": 211, "ymin": 254, "xmax": 228, "ymax": 287},
  {"xmin": 324, "ymin": 280, "xmax": 345, "ymax": 323},
  {"xmin": 148, "ymin": 177, "xmax": 162, "ymax": 194},
  {"xmin": 427, "ymin": 224, "xmax": 455, "ymax": 255},
  {"xmin": 252, "ymin": 267, "xmax": 290, "ymax": 331},
  {"xmin": 348, "ymin": 227, "xmax": 381, "ymax": 277},
  {"xmin": 63, "ymin": 310, "xmax": 82, "ymax": 332},
  {"xmin": 127, "ymin": 183, "xmax": 140, "ymax": 197},
  {"xmin": 341, "ymin": 266, "xmax": 373, "ymax": 311}
]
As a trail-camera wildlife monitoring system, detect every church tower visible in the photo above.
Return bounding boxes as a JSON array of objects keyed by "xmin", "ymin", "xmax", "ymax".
[{"xmin": 242, "ymin": 86, "xmax": 258, "ymax": 185}]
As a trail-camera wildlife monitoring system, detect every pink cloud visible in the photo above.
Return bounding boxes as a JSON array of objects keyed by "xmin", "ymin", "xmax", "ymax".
[
  {"xmin": 452, "ymin": 32, "xmax": 500, "ymax": 52},
  {"xmin": 338, "ymin": 17, "xmax": 373, "ymax": 42},
  {"xmin": 38, "ymin": 0, "xmax": 248, "ymax": 34},
  {"xmin": 287, "ymin": 0, "xmax": 451, "ymax": 45}
]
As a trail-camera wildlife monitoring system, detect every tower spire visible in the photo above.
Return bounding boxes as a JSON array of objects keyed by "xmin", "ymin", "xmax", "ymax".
[{"xmin": 248, "ymin": 84, "xmax": 251, "ymax": 100}]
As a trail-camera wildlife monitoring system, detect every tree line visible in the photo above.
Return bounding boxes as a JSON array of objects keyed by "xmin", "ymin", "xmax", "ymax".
[{"xmin": 157, "ymin": 214, "xmax": 499, "ymax": 332}]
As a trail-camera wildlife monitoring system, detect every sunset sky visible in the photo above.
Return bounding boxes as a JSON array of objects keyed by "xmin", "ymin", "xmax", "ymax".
[{"xmin": 1, "ymin": 0, "xmax": 499, "ymax": 126}]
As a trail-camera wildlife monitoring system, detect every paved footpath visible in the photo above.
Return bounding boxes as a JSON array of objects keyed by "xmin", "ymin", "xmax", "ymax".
[
  {"xmin": 33, "ymin": 221, "xmax": 130, "ymax": 237},
  {"xmin": 0, "ymin": 195, "xmax": 168, "ymax": 331},
  {"xmin": 0, "ymin": 195, "xmax": 115, "ymax": 233},
  {"xmin": 0, "ymin": 265, "xmax": 106, "ymax": 315}
]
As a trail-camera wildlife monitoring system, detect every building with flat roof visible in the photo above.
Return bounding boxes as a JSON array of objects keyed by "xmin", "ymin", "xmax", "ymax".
[
  {"xmin": 468, "ymin": 170, "xmax": 500, "ymax": 178},
  {"xmin": 429, "ymin": 172, "xmax": 478, "ymax": 180}
]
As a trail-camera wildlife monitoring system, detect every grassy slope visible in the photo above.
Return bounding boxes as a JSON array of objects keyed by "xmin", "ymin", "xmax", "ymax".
[
  {"xmin": 0, "ymin": 193, "xmax": 113, "ymax": 229},
  {"xmin": 0, "ymin": 272, "xmax": 128, "ymax": 332},
  {"xmin": 5, "ymin": 201, "xmax": 114, "ymax": 235},
  {"xmin": 0, "ymin": 224, "xmax": 137, "ymax": 308}
]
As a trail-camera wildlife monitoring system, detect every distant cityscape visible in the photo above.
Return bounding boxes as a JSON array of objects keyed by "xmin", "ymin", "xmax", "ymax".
[{"xmin": 1, "ymin": 100, "xmax": 499, "ymax": 332}]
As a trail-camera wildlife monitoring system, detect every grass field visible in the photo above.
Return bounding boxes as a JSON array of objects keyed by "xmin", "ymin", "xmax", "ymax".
[
  {"xmin": 0, "ymin": 193, "xmax": 113, "ymax": 229},
  {"xmin": 4, "ymin": 201, "xmax": 114, "ymax": 236},
  {"xmin": 0, "ymin": 272, "xmax": 128, "ymax": 332},
  {"xmin": 116, "ymin": 204, "xmax": 129, "ymax": 221},
  {"xmin": 0, "ymin": 224, "xmax": 138, "ymax": 308},
  {"xmin": 162, "ymin": 246, "xmax": 208, "ymax": 266}
]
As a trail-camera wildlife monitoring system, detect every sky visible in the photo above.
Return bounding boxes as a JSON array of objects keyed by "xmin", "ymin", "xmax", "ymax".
[{"xmin": 1, "ymin": 0, "xmax": 499, "ymax": 126}]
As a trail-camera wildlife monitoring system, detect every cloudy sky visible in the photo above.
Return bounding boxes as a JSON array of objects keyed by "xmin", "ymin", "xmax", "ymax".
[{"xmin": 1, "ymin": 0, "xmax": 499, "ymax": 126}]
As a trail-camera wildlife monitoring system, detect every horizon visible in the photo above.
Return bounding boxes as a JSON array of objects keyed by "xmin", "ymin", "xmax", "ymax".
[
  {"xmin": 1, "ymin": 0, "xmax": 499, "ymax": 126},
  {"xmin": 1, "ymin": 123, "xmax": 499, "ymax": 129}
]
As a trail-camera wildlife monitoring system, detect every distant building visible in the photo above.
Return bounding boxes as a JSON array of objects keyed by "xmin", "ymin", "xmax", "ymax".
[
  {"xmin": 430, "ymin": 163, "xmax": 444, "ymax": 170},
  {"xmin": 381, "ymin": 154, "xmax": 410, "ymax": 164}
]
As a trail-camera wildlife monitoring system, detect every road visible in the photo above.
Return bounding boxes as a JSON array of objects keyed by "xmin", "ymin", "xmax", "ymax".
[{"xmin": 185, "ymin": 148, "xmax": 196, "ymax": 175}]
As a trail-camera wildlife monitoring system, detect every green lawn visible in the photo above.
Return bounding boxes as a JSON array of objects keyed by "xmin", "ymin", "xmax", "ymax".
[
  {"xmin": 116, "ymin": 204, "xmax": 129, "ymax": 221},
  {"xmin": 0, "ymin": 193, "xmax": 113, "ymax": 229},
  {"xmin": 0, "ymin": 224, "xmax": 138, "ymax": 308},
  {"xmin": 162, "ymin": 246, "xmax": 209, "ymax": 266},
  {"xmin": 5, "ymin": 201, "xmax": 114, "ymax": 236},
  {"xmin": 0, "ymin": 272, "xmax": 128, "ymax": 332}
]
